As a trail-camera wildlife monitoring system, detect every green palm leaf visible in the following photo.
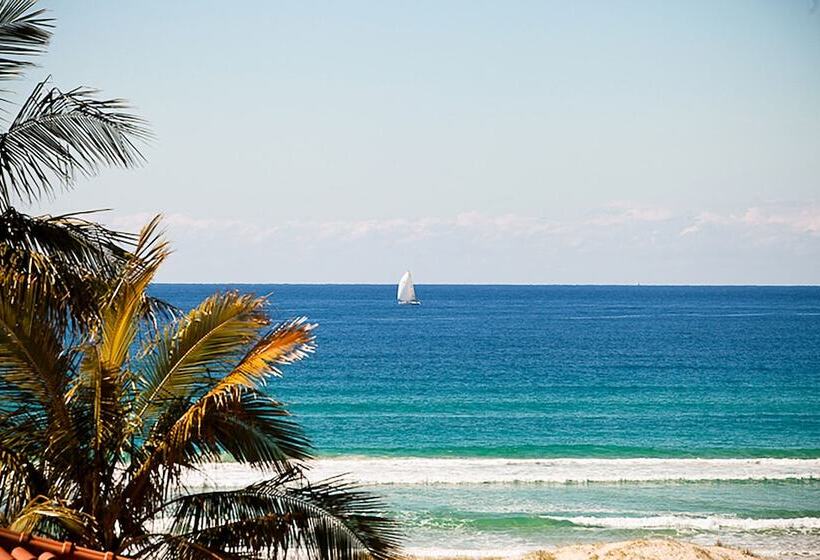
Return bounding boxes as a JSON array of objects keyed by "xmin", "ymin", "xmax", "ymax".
[
  {"xmin": 0, "ymin": 0, "xmax": 51, "ymax": 83},
  {"xmin": 0, "ymin": 430, "xmax": 46, "ymax": 519},
  {"xmin": 0, "ymin": 276, "xmax": 68, "ymax": 405},
  {"xmin": 0, "ymin": 78, "xmax": 150, "ymax": 208},
  {"xmin": 121, "ymin": 318, "xmax": 316, "ymax": 525},
  {"xmin": 158, "ymin": 317, "xmax": 316, "ymax": 465},
  {"xmin": 135, "ymin": 291, "xmax": 270, "ymax": 433},
  {"xmin": 8, "ymin": 495, "xmax": 92, "ymax": 539},
  {"xmin": 66, "ymin": 217, "xmax": 168, "ymax": 522},
  {"xmin": 95, "ymin": 215, "xmax": 168, "ymax": 371},
  {"xmin": 0, "ymin": 207, "xmax": 134, "ymax": 274},
  {"xmin": 0, "ymin": 207, "xmax": 136, "ymax": 326},
  {"xmin": 0, "ymin": 273, "xmax": 80, "ymax": 472},
  {"xmin": 0, "ymin": 208, "xmax": 402, "ymax": 559},
  {"xmin": 160, "ymin": 388, "xmax": 311, "ymax": 469},
  {"xmin": 0, "ymin": 3, "xmax": 402, "ymax": 557},
  {"xmin": 142, "ymin": 472, "xmax": 401, "ymax": 560},
  {"xmin": 206, "ymin": 389, "xmax": 311, "ymax": 467}
]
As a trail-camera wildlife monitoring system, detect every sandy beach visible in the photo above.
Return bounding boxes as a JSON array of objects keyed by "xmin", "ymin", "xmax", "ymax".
[
  {"xmin": 532, "ymin": 539, "xmax": 761, "ymax": 560},
  {"xmin": 415, "ymin": 539, "xmax": 763, "ymax": 560}
]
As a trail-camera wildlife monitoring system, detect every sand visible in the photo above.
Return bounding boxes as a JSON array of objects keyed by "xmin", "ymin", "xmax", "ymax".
[
  {"xmin": 412, "ymin": 539, "xmax": 764, "ymax": 560},
  {"xmin": 525, "ymin": 539, "xmax": 762, "ymax": 560}
]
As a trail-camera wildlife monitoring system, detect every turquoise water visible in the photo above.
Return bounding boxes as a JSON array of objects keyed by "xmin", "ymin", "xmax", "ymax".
[{"xmin": 152, "ymin": 285, "xmax": 820, "ymax": 558}]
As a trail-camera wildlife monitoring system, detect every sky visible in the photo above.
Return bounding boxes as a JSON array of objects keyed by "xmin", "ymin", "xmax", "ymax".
[{"xmin": 16, "ymin": 1, "xmax": 820, "ymax": 284}]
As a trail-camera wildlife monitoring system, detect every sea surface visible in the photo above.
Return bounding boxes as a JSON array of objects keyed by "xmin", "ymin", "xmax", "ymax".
[{"xmin": 151, "ymin": 285, "xmax": 820, "ymax": 558}]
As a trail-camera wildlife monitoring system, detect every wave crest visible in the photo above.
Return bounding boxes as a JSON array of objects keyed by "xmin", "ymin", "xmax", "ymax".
[
  {"xmin": 554, "ymin": 515, "xmax": 820, "ymax": 531},
  {"xmin": 185, "ymin": 457, "xmax": 820, "ymax": 487}
]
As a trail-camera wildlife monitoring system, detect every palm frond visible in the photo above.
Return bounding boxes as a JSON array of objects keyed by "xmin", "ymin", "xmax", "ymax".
[
  {"xmin": 145, "ymin": 472, "xmax": 401, "ymax": 560},
  {"xmin": 72, "ymin": 217, "xmax": 166, "ymax": 421},
  {"xmin": 272, "ymin": 475, "xmax": 401, "ymax": 560},
  {"xmin": 0, "ymin": 207, "xmax": 134, "ymax": 273},
  {"xmin": 0, "ymin": 273, "xmax": 80, "ymax": 462},
  {"xmin": 121, "ymin": 389, "xmax": 312, "ymax": 528},
  {"xmin": 231, "ymin": 317, "xmax": 317, "ymax": 387},
  {"xmin": 157, "ymin": 318, "xmax": 315, "ymax": 465},
  {"xmin": 0, "ymin": 275, "xmax": 67, "ymax": 405},
  {"xmin": 0, "ymin": 429, "xmax": 46, "ymax": 518},
  {"xmin": 134, "ymin": 291, "xmax": 270, "ymax": 433},
  {"xmin": 157, "ymin": 388, "xmax": 311, "ymax": 469},
  {"xmin": 8, "ymin": 495, "xmax": 92, "ymax": 540},
  {"xmin": 95, "ymin": 215, "xmax": 168, "ymax": 370},
  {"xmin": 0, "ymin": 0, "xmax": 52, "ymax": 83},
  {"xmin": 140, "ymin": 294, "xmax": 182, "ymax": 334},
  {"xmin": 0, "ymin": 208, "xmax": 136, "ymax": 326},
  {"xmin": 0, "ymin": 77, "xmax": 150, "ymax": 207},
  {"xmin": 121, "ymin": 319, "xmax": 315, "ymax": 520},
  {"xmin": 208, "ymin": 390, "xmax": 311, "ymax": 467},
  {"xmin": 66, "ymin": 217, "xmax": 168, "ymax": 519}
]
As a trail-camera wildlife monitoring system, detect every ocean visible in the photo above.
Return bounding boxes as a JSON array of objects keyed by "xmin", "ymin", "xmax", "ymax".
[{"xmin": 150, "ymin": 285, "xmax": 820, "ymax": 559}]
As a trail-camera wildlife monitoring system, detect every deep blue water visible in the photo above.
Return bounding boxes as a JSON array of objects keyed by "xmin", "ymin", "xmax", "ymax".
[
  {"xmin": 152, "ymin": 285, "xmax": 820, "ymax": 557},
  {"xmin": 151, "ymin": 284, "xmax": 820, "ymax": 459}
]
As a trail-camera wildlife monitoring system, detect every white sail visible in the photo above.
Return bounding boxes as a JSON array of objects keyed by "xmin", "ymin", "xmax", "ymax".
[{"xmin": 397, "ymin": 271, "xmax": 419, "ymax": 304}]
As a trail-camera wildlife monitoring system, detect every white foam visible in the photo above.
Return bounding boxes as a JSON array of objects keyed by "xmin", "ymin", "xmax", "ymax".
[
  {"xmin": 183, "ymin": 457, "xmax": 820, "ymax": 488},
  {"xmin": 555, "ymin": 515, "xmax": 820, "ymax": 532}
]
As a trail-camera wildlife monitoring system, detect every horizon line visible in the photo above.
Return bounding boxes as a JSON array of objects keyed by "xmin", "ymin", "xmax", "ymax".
[{"xmin": 150, "ymin": 282, "xmax": 820, "ymax": 288}]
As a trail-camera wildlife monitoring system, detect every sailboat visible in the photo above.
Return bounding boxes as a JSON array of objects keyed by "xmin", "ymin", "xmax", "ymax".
[{"xmin": 397, "ymin": 271, "xmax": 421, "ymax": 305}]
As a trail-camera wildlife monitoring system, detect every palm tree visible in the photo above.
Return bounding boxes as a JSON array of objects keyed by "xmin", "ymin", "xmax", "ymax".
[
  {"xmin": 0, "ymin": 0, "xmax": 150, "ymax": 325},
  {"xmin": 0, "ymin": 2, "xmax": 401, "ymax": 558},
  {"xmin": 0, "ymin": 217, "xmax": 401, "ymax": 559}
]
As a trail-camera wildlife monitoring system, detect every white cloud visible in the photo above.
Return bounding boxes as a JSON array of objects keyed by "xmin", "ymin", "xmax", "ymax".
[
  {"xmin": 107, "ymin": 211, "xmax": 568, "ymax": 244},
  {"xmin": 679, "ymin": 205, "xmax": 820, "ymax": 237},
  {"xmin": 100, "ymin": 202, "xmax": 820, "ymax": 284},
  {"xmin": 587, "ymin": 202, "xmax": 673, "ymax": 226},
  {"xmin": 109, "ymin": 203, "xmax": 820, "ymax": 248}
]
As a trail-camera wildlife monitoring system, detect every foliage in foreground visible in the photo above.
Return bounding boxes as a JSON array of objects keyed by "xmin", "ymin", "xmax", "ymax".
[
  {"xmin": 0, "ymin": 0, "xmax": 150, "ymax": 326},
  {"xmin": 0, "ymin": 218, "xmax": 402, "ymax": 559},
  {"xmin": 0, "ymin": 2, "xmax": 401, "ymax": 558}
]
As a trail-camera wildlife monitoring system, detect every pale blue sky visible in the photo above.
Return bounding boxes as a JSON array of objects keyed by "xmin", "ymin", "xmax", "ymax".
[{"xmin": 21, "ymin": 1, "xmax": 820, "ymax": 283}]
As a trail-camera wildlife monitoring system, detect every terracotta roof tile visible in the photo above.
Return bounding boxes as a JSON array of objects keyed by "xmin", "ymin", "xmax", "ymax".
[{"xmin": 0, "ymin": 529, "xmax": 127, "ymax": 560}]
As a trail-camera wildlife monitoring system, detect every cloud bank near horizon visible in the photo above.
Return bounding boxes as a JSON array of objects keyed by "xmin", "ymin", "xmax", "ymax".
[{"xmin": 105, "ymin": 201, "xmax": 820, "ymax": 285}]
